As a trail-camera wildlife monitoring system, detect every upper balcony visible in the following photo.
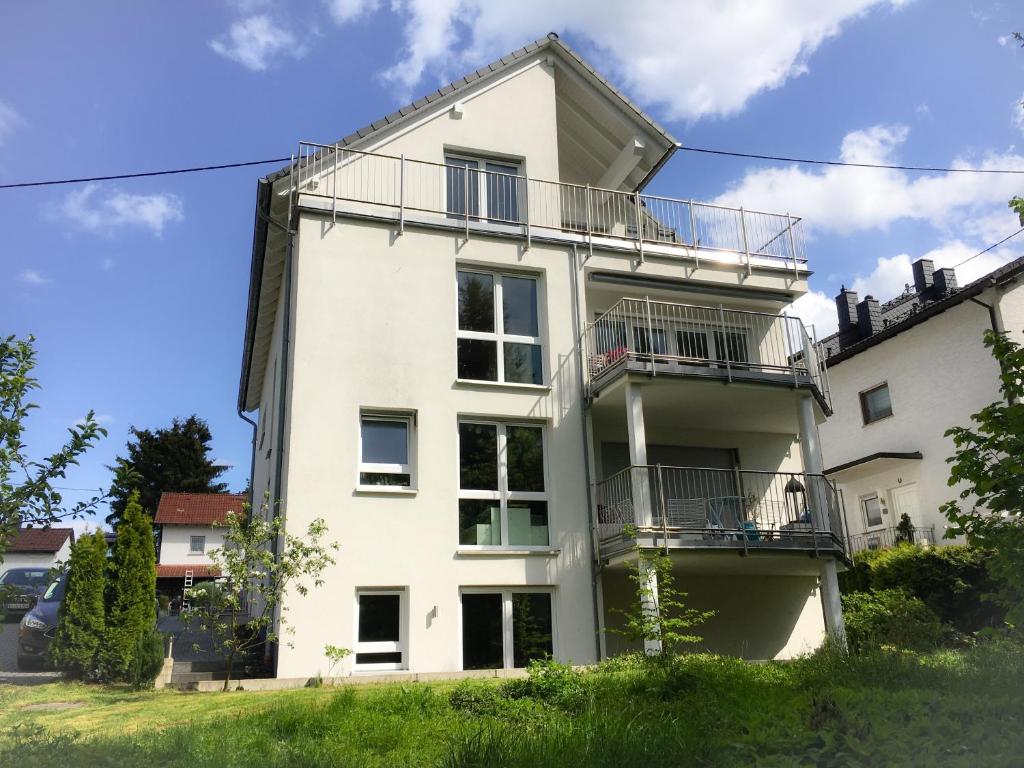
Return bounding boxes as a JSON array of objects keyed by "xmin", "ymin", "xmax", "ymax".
[
  {"xmin": 290, "ymin": 142, "xmax": 809, "ymax": 275},
  {"xmin": 583, "ymin": 298, "xmax": 831, "ymax": 411}
]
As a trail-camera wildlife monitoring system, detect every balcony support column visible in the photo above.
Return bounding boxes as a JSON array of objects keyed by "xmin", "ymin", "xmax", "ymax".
[
  {"xmin": 819, "ymin": 558, "xmax": 847, "ymax": 649},
  {"xmin": 625, "ymin": 383, "xmax": 653, "ymax": 528},
  {"xmin": 797, "ymin": 394, "xmax": 830, "ymax": 524}
]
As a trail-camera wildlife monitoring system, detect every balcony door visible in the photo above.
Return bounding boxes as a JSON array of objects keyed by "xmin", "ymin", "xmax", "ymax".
[
  {"xmin": 594, "ymin": 310, "xmax": 751, "ymax": 367},
  {"xmin": 446, "ymin": 155, "xmax": 521, "ymax": 224}
]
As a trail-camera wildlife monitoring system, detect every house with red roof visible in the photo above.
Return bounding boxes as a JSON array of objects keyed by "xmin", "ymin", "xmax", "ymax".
[
  {"xmin": 1, "ymin": 527, "xmax": 74, "ymax": 573},
  {"xmin": 154, "ymin": 491, "xmax": 246, "ymax": 601}
]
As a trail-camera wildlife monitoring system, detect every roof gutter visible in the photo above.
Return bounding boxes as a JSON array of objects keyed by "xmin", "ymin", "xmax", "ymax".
[
  {"xmin": 634, "ymin": 142, "xmax": 680, "ymax": 193},
  {"xmin": 237, "ymin": 178, "xmax": 274, "ymax": 413}
]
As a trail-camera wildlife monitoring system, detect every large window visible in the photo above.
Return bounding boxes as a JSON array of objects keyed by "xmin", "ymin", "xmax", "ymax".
[
  {"xmin": 862, "ymin": 495, "xmax": 884, "ymax": 528},
  {"xmin": 860, "ymin": 383, "xmax": 893, "ymax": 424},
  {"xmin": 456, "ymin": 270, "xmax": 542, "ymax": 385},
  {"xmin": 461, "ymin": 590, "xmax": 553, "ymax": 670},
  {"xmin": 354, "ymin": 590, "xmax": 406, "ymax": 671},
  {"xmin": 458, "ymin": 421, "xmax": 548, "ymax": 547},
  {"xmin": 359, "ymin": 411, "xmax": 414, "ymax": 488},
  {"xmin": 445, "ymin": 155, "xmax": 522, "ymax": 223}
]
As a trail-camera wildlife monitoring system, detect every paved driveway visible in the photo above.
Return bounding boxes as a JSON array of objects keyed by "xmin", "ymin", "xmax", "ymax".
[{"xmin": 0, "ymin": 617, "xmax": 61, "ymax": 685}]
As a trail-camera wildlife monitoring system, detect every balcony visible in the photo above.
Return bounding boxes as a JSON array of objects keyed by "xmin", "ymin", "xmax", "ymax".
[
  {"xmin": 583, "ymin": 298, "xmax": 831, "ymax": 410},
  {"xmin": 290, "ymin": 142, "xmax": 808, "ymax": 273},
  {"xmin": 594, "ymin": 465, "xmax": 847, "ymax": 561},
  {"xmin": 846, "ymin": 524, "xmax": 937, "ymax": 555}
]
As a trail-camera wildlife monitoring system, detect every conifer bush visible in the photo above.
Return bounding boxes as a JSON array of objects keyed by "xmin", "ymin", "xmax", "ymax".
[{"xmin": 51, "ymin": 530, "xmax": 107, "ymax": 679}]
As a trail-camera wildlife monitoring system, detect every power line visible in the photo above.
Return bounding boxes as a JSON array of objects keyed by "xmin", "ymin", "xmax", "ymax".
[
  {"xmin": 954, "ymin": 227, "xmax": 1024, "ymax": 268},
  {"xmin": 678, "ymin": 146, "xmax": 1024, "ymax": 175},
  {"xmin": 52, "ymin": 486, "xmax": 105, "ymax": 493},
  {"xmin": 0, "ymin": 157, "xmax": 291, "ymax": 190}
]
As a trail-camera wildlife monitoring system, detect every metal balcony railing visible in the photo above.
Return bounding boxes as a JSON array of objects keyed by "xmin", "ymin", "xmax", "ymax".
[
  {"xmin": 595, "ymin": 465, "xmax": 847, "ymax": 556},
  {"xmin": 846, "ymin": 524, "xmax": 937, "ymax": 555},
  {"xmin": 290, "ymin": 142, "xmax": 808, "ymax": 271},
  {"xmin": 583, "ymin": 298, "xmax": 831, "ymax": 407}
]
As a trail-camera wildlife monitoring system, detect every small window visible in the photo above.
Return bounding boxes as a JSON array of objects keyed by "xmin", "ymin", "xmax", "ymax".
[
  {"xmin": 862, "ymin": 495, "xmax": 884, "ymax": 528},
  {"xmin": 359, "ymin": 412, "xmax": 414, "ymax": 488},
  {"xmin": 860, "ymin": 383, "xmax": 893, "ymax": 424},
  {"xmin": 355, "ymin": 590, "xmax": 406, "ymax": 670},
  {"xmin": 190, "ymin": 535, "xmax": 206, "ymax": 554},
  {"xmin": 461, "ymin": 590, "xmax": 553, "ymax": 670}
]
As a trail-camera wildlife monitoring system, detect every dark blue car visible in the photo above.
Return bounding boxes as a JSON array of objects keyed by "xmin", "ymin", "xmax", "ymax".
[
  {"xmin": 0, "ymin": 567, "xmax": 52, "ymax": 617},
  {"xmin": 17, "ymin": 572, "xmax": 66, "ymax": 669}
]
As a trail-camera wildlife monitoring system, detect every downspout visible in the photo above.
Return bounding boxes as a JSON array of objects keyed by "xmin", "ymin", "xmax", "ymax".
[
  {"xmin": 969, "ymin": 287, "xmax": 1015, "ymax": 405},
  {"xmin": 237, "ymin": 409, "xmax": 257, "ymax": 511},
  {"xmin": 570, "ymin": 243, "xmax": 603, "ymax": 663}
]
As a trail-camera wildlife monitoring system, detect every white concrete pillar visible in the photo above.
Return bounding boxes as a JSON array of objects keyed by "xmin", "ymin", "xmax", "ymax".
[
  {"xmin": 797, "ymin": 394, "xmax": 831, "ymax": 530},
  {"xmin": 819, "ymin": 558, "xmax": 847, "ymax": 648},
  {"xmin": 625, "ymin": 383, "xmax": 653, "ymax": 527},
  {"xmin": 639, "ymin": 558, "xmax": 662, "ymax": 655}
]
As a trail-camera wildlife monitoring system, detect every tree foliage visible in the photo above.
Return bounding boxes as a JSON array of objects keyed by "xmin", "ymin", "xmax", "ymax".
[
  {"xmin": 0, "ymin": 335, "xmax": 106, "ymax": 562},
  {"xmin": 51, "ymin": 530, "xmax": 108, "ymax": 679},
  {"xmin": 941, "ymin": 329, "xmax": 1024, "ymax": 628},
  {"xmin": 100, "ymin": 491, "xmax": 157, "ymax": 681},
  {"xmin": 182, "ymin": 497, "xmax": 338, "ymax": 690},
  {"xmin": 106, "ymin": 415, "xmax": 227, "ymax": 525}
]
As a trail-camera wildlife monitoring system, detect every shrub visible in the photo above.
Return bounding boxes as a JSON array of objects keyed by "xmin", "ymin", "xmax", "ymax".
[
  {"xmin": 501, "ymin": 659, "xmax": 587, "ymax": 711},
  {"xmin": 51, "ymin": 530, "xmax": 107, "ymax": 679},
  {"xmin": 842, "ymin": 588, "xmax": 950, "ymax": 652},
  {"xmin": 129, "ymin": 627, "xmax": 166, "ymax": 689},
  {"xmin": 448, "ymin": 681, "xmax": 504, "ymax": 716}
]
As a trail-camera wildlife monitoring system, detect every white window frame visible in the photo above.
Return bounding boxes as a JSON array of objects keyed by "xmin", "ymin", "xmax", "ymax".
[
  {"xmin": 357, "ymin": 410, "xmax": 416, "ymax": 490},
  {"xmin": 459, "ymin": 587, "xmax": 555, "ymax": 670},
  {"xmin": 189, "ymin": 535, "xmax": 206, "ymax": 554},
  {"xmin": 457, "ymin": 419, "xmax": 549, "ymax": 549},
  {"xmin": 861, "ymin": 494, "xmax": 884, "ymax": 529},
  {"xmin": 444, "ymin": 152, "xmax": 522, "ymax": 223},
  {"xmin": 353, "ymin": 588, "xmax": 407, "ymax": 672},
  {"xmin": 456, "ymin": 270, "xmax": 544, "ymax": 385}
]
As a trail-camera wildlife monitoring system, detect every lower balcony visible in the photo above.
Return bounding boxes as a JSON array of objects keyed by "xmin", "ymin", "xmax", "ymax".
[{"xmin": 594, "ymin": 465, "xmax": 848, "ymax": 562}]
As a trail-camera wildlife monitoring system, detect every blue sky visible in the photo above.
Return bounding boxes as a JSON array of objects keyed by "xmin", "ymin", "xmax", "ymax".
[{"xmin": 1, "ymin": 1, "xmax": 1022, "ymax": 534}]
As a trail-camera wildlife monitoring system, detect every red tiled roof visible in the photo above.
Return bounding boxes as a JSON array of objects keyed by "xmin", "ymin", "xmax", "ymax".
[
  {"xmin": 155, "ymin": 564, "xmax": 221, "ymax": 578},
  {"xmin": 7, "ymin": 527, "xmax": 74, "ymax": 553},
  {"xmin": 154, "ymin": 492, "xmax": 247, "ymax": 526}
]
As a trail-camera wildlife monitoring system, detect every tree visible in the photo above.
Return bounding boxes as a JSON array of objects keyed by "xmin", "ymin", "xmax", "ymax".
[
  {"xmin": 941, "ymin": 329, "xmax": 1024, "ymax": 628},
  {"xmin": 182, "ymin": 497, "xmax": 338, "ymax": 690},
  {"xmin": 106, "ymin": 415, "xmax": 227, "ymax": 526},
  {"xmin": 51, "ymin": 530, "xmax": 107, "ymax": 679},
  {"xmin": 1, "ymin": 335, "xmax": 106, "ymax": 563},
  {"xmin": 100, "ymin": 491, "xmax": 157, "ymax": 681}
]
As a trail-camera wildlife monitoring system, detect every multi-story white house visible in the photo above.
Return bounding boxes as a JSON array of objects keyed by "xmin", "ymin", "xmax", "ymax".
[
  {"xmin": 238, "ymin": 33, "xmax": 848, "ymax": 679},
  {"xmin": 819, "ymin": 255, "xmax": 1024, "ymax": 554},
  {"xmin": 154, "ymin": 492, "xmax": 246, "ymax": 600}
]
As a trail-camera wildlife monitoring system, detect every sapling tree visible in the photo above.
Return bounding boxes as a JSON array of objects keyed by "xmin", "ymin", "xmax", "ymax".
[
  {"xmin": 941, "ymin": 329, "xmax": 1024, "ymax": 628},
  {"xmin": 182, "ymin": 497, "xmax": 338, "ymax": 690}
]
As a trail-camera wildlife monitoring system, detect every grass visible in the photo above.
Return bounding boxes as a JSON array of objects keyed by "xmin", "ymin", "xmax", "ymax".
[{"xmin": 1, "ymin": 642, "xmax": 1022, "ymax": 767}]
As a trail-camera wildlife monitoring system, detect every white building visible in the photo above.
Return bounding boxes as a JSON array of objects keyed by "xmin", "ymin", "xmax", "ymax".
[
  {"xmin": 1, "ymin": 528, "xmax": 73, "ymax": 572},
  {"xmin": 154, "ymin": 492, "xmax": 245, "ymax": 599},
  {"xmin": 819, "ymin": 256, "xmax": 1024, "ymax": 554},
  {"xmin": 238, "ymin": 33, "xmax": 848, "ymax": 679}
]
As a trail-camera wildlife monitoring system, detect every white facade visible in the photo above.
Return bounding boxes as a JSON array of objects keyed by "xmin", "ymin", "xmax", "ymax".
[
  {"xmin": 1, "ymin": 539, "xmax": 72, "ymax": 574},
  {"xmin": 241, "ymin": 36, "xmax": 847, "ymax": 679},
  {"xmin": 820, "ymin": 277, "xmax": 1023, "ymax": 553},
  {"xmin": 158, "ymin": 524, "xmax": 226, "ymax": 566}
]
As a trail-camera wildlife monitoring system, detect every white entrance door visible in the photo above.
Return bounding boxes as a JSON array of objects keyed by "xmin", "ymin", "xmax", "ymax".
[{"xmin": 888, "ymin": 484, "xmax": 921, "ymax": 539}]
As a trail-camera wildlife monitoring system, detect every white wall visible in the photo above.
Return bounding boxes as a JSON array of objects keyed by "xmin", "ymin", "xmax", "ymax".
[
  {"xmin": 159, "ymin": 525, "xmax": 226, "ymax": 565},
  {"xmin": 1, "ymin": 539, "xmax": 71, "ymax": 574}
]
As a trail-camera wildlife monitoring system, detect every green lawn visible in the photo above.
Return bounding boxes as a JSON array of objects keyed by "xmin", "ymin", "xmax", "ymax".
[{"xmin": 1, "ymin": 642, "xmax": 1021, "ymax": 767}]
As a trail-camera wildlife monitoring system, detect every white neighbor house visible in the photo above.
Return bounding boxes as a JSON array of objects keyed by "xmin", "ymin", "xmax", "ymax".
[
  {"xmin": 154, "ymin": 492, "xmax": 246, "ymax": 600},
  {"xmin": 1, "ymin": 528, "xmax": 74, "ymax": 572},
  {"xmin": 818, "ymin": 255, "xmax": 1024, "ymax": 554},
  {"xmin": 238, "ymin": 33, "xmax": 849, "ymax": 680}
]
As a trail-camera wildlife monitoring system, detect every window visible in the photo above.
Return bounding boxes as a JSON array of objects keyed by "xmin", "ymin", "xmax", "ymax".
[
  {"xmin": 461, "ymin": 590, "xmax": 553, "ymax": 670},
  {"xmin": 860, "ymin": 383, "xmax": 893, "ymax": 424},
  {"xmin": 189, "ymin": 535, "xmax": 205, "ymax": 554},
  {"xmin": 354, "ymin": 590, "xmax": 406, "ymax": 670},
  {"xmin": 359, "ymin": 412, "xmax": 414, "ymax": 488},
  {"xmin": 458, "ymin": 421, "xmax": 548, "ymax": 547},
  {"xmin": 862, "ymin": 495, "xmax": 884, "ymax": 528},
  {"xmin": 445, "ymin": 155, "xmax": 522, "ymax": 223},
  {"xmin": 456, "ymin": 270, "xmax": 543, "ymax": 385}
]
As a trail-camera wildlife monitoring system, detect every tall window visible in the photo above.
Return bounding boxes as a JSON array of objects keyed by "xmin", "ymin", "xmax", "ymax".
[
  {"xmin": 458, "ymin": 421, "xmax": 548, "ymax": 547},
  {"xmin": 354, "ymin": 589, "xmax": 406, "ymax": 670},
  {"xmin": 461, "ymin": 590, "xmax": 553, "ymax": 670},
  {"xmin": 457, "ymin": 270, "xmax": 542, "ymax": 385},
  {"xmin": 860, "ymin": 383, "xmax": 892, "ymax": 424},
  {"xmin": 445, "ymin": 155, "xmax": 521, "ymax": 223},
  {"xmin": 862, "ymin": 495, "xmax": 884, "ymax": 528},
  {"xmin": 189, "ymin": 535, "xmax": 205, "ymax": 554},
  {"xmin": 358, "ymin": 411, "xmax": 414, "ymax": 488}
]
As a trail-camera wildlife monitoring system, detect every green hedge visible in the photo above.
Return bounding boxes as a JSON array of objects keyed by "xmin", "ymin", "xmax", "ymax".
[
  {"xmin": 842, "ymin": 588, "xmax": 951, "ymax": 652},
  {"xmin": 839, "ymin": 544, "xmax": 1005, "ymax": 633}
]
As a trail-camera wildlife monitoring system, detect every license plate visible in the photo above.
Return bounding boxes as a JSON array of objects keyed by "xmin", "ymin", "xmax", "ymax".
[{"xmin": 7, "ymin": 601, "xmax": 29, "ymax": 609}]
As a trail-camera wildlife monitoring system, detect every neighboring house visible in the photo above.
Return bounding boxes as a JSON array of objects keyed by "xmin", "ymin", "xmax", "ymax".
[
  {"xmin": 819, "ymin": 255, "xmax": 1024, "ymax": 554},
  {"xmin": 238, "ymin": 33, "xmax": 847, "ymax": 679},
  {"xmin": 1, "ymin": 528, "xmax": 74, "ymax": 572},
  {"xmin": 154, "ymin": 492, "xmax": 246, "ymax": 599}
]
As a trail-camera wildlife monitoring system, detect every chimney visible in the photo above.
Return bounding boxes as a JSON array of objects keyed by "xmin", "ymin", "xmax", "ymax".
[
  {"xmin": 857, "ymin": 295, "xmax": 883, "ymax": 338},
  {"xmin": 835, "ymin": 287, "xmax": 860, "ymax": 348},
  {"xmin": 912, "ymin": 259, "xmax": 934, "ymax": 294},
  {"xmin": 932, "ymin": 267, "xmax": 958, "ymax": 296}
]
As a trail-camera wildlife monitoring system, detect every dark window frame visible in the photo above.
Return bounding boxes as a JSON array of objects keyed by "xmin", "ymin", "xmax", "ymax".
[{"xmin": 859, "ymin": 382, "xmax": 893, "ymax": 425}]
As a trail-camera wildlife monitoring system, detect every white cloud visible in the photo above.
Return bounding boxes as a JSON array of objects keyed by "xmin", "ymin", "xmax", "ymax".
[
  {"xmin": 997, "ymin": 34, "xmax": 1010, "ymax": 46},
  {"xmin": 0, "ymin": 99, "xmax": 24, "ymax": 146},
  {"xmin": 69, "ymin": 517, "xmax": 108, "ymax": 539},
  {"xmin": 212, "ymin": 457, "xmax": 237, "ymax": 468},
  {"xmin": 714, "ymin": 124, "xmax": 1024, "ymax": 236},
  {"xmin": 101, "ymin": 257, "xmax": 115, "ymax": 271},
  {"xmin": 323, "ymin": 0, "xmax": 907, "ymax": 120},
  {"xmin": 62, "ymin": 184, "xmax": 184, "ymax": 235},
  {"xmin": 791, "ymin": 289, "xmax": 839, "ymax": 338},
  {"xmin": 19, "ymin": 269, "xmax": 49, "ymax": 285},
  {"xmin": 71, "ymin": 413, "xmax": 114, "ymax": 430},
  {"xmin": 1013, "ymin": 93, "xmax": 1024, "ymax": 134},
  {"xmin": 209, "ymin": 14, "xmax": 304, "ymax": 71}
]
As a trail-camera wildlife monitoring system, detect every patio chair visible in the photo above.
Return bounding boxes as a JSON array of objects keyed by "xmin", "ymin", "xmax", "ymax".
[{"xmin": 665, "ymin": 498, "xmax": 707, "ymax": 531}]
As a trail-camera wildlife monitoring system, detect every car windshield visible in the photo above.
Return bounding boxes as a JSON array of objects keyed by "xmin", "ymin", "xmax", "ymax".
[
  {"xmin": 40, "ymin": 575, "xmax": 67, "ymax": 603},
  {"xmin": 0, "ymin": 569, "xmax": 50, "ymax": 588}
]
